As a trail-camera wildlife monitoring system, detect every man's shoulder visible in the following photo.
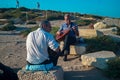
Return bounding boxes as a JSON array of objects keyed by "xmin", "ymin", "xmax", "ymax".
[{"xmin": 61, "ymin": 22, "xmax": 66, "ymax": 26}]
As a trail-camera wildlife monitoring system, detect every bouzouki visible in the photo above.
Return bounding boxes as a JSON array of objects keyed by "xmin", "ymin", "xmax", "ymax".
[{"xmin": 56, "ymin": 28, "xmax": 70, "ymax": 41}]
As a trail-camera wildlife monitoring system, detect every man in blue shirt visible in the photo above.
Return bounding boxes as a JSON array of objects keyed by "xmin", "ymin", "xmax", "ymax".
[{"xmin": 56, "ymin": 14, "xmax": 79, "ymax": 61}]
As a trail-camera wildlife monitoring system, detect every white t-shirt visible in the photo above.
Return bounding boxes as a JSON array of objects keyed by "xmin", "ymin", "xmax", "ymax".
[{"xmin": 26, "ymin": 28, "xmax": 59, "ymax": 64}]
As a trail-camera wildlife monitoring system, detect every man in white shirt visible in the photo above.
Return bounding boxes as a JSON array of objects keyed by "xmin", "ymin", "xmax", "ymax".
[{"xmin": 26, "ymin": 20, "xmax": 60, "ymax": 71}]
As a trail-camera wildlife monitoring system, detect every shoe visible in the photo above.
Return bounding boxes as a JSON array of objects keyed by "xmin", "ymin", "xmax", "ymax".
[
  {"xmin": 63, "ymin": 55, "xmax": 67, "ymax": 61},
  {"xmin": 58, "ymin": 52, "xmax": 64, "ymax": 57}
]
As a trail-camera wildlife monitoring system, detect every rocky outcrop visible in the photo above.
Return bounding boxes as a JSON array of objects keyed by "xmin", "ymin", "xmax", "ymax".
[
  {"xmin": 97, "ymin": 27, "xmax": 118, "ymax": 35},
  {"xmin": 94, "ymin": 22, "xmax": 107, "ymax": 29},
  {"xmin": 103, "ymin": 18, "xmax": 120, "ymax": 27},
  {"xmin": 60, "ymin": 41, "xmax": 86, "ymax": 55},
  {"xmin": 78, "ymin": 29, "xmax": 104, "ymax": 38},
  {"xmin": 81, "ymin": 51, "xmax": 116, "ymax": 69},
  {"xmin": 70, "ymin": 43, "xmax": 86, "ymax": 55}
]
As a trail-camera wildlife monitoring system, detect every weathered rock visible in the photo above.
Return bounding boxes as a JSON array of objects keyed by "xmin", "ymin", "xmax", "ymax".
[
  {"xmin": 70, "ymin": 43, "xmax": 86, "ymax": 55},
  {"xmin": 78, "ymin": 29, "xmax": 104, "ymax": 38},
  {"xmin": 81, "ymin": 51, "xmax": 116, "ymax": 69},
  {"xmin": 103, "ymin": 18, "xmax": 120, "ymax": 27},
  {"xmin": 17, "ymin": 66, "xmax": 64, "ymax": 80},
  {"xmin": 94, "ymin": 22, "xmax": 107, "ymax": 29},
  {"xmin": 60, "ymin": 41, "xmax": 86, "ymax": 55},
  {"xmin": 97, "ymin": 27, "xmax": 118, "ymax": 35}
]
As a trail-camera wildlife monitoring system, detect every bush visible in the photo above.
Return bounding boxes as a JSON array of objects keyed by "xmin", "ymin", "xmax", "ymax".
[
  {"xmin": 85, "ymin": 36, "xmax": 119, "ymax": 53},
  {"xmin": 50, "ymin": 27, "xmax": 59, "ymax": 36},
  {"xmin": 47, "ymin": 15, "xmax": 63, "ymax": 21},
  {"xmin": 20, "ymin": 26, "xmax": 38, "ymax": 37},
  {"xmin": 20, "ymin": 26, "xmax": 59, "ymax": 37},
  {"xmin": 0, "ymin": 23, "xmax": 16, "ymax": 31},
  {"xmin": 75, "ymin": 20, "xmax": 93, "ymax": 26},
  {"xmin": 104, "ymin": 57, "xmax": 120, "ymax": 79},
  {"xmin": 117, "ymin": 27, "xmax": 120, "ymax": 36},
  {"xmin": 20, "ymin": 29, "xmax": 31, "ymax": 37}
]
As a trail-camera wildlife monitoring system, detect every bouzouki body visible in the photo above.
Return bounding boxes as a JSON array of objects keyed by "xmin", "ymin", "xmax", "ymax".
[{"xmin": 56, "ymin": 29, "xmax": 70, "ymax": 41}]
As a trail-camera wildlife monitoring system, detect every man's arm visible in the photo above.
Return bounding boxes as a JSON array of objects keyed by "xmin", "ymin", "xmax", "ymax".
[
  {"xmin": 54, "ymin": 46, "xmax": 61, "ymax": 53},
  {"xmin": 72, "ymin": 26, "xmax": 79, "ymax": 36}
]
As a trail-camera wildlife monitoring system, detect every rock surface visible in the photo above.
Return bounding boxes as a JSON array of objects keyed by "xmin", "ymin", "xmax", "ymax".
[
  {"xmin": 94, "ymin": 22, "xmax": 107, "ymax": 29},
  {"xmin": 103, "ymin": 18, "xmax": 120, "ymax": 27},
  {"xmin": 81, "ymin": 51, "xmax": 116, "ymax": 69},
  {"xmin": 17, "ymin": 66, "xmax": 64, "ymax": 80},
  {"xmin": 78, "ymin": 29, "xmax": 104, "ymax": 38}
]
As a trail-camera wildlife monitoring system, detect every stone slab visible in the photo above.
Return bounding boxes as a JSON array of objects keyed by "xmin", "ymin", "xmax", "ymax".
[
  {"xmin": 17, "ymin": 66, "xmax": 64, "ymax": 80},
  {"xmin": 70, "ymin": 43, "xmax": 86, "ymax": 55},
  {"xmin": 97, "ymin": 27, "xmax": 117, "ymax": 35},
  {"xmin": 78, "ymin": 29, "xmax": 104, "ymax": 38},
  {"xmin": 60, "ymin": 41, "xmax": 86, "ymax": 55},
  {"xmin": 81, "ymin": 51, "xmax": 116, "ymax": 69}
]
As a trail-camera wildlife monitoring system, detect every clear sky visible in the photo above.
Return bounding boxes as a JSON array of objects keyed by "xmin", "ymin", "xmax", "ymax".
[{"xmin": 0, "ymin": 0, "xmax": 120, "ymax": 18}]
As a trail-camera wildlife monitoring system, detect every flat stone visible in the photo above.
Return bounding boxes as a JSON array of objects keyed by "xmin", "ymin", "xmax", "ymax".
[
  {"xmin": 81, "ymin": 51, "xmax": 116, "ymax": 69},
  {"xmin": 78, "ymin": 29, "xmax": 104, "ymax": 38},
  {"xmin": 60, "ymin": 42, "xmax": 86, "ymax": 55},
  {"xmin": 93, "ymin": 22, "xmax": 107, "ymax": 29},
  {"xmin": 70, "ymin": 43, "xmax": 86, "ymax": 55},
  {"xmin": 97, "ymin": 27, "xmax": 117, "ymax": 35},
  {"xmin": 17, "ymin": 66, "xmax": 64, "ymax": 80}
]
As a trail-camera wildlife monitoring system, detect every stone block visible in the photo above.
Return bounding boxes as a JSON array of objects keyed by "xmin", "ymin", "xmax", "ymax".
[
  {"xmin": 70, "ymin": 43, "xmax": 86, "ymax": 55},
  {"xmin": 17, "ymin": 66, "xmax": 64, "ymax": 80},
  {"xmin": 81, "ymin": 51, "xmax": 116, "ymax": 69},
  {"xmin": 97, "ymin": 27, "xmax": 117, "ymax": 35},
  {"xmin": 60, "ymin": 42, "xmax": 86, "ymax": 55},
  {"xmin": 93, "ymin": 22, "xmax": 107, "ymax": 29},
  {"xmin": 78, "ymin": 29, "xmax": 104, "ymax": 38}
]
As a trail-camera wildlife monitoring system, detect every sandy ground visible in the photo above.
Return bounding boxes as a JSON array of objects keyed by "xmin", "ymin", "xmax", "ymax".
[{"xmin": 0, "ymin": 30, "xmax": 111, "ymax": 80}]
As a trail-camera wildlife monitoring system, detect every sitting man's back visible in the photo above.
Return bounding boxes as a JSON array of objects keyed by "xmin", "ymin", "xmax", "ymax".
[{"xmin": 26, "ymin": 20, "xmax": 61, "ymax": 71}]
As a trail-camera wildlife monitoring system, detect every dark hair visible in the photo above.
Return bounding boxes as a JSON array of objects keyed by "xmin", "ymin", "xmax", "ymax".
[
  {"xmin": 40, "ymin": 20, "xmax": 50, "ymax": 28},
  {"xmin": 64, "ymin": 14, "xmax": 70, "ymax": 17}
]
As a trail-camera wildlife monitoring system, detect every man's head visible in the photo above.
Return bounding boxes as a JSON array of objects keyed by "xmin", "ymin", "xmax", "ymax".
[
  {"xmin": 64, "ymin": 14, "xmax": 71, "ymax": 24},
  {"xmin": 40, "ymin": 20, "xmax": 51, "ymax": 32}
]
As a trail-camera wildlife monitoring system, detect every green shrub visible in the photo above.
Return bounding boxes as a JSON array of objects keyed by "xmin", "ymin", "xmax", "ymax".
[
  {"xmin": 20, "ymin": 26, "xmax": 38, "ymax": 37},
  {"xmin": 20, "ymin": 29, "xmax": 31, "ymax": 37},
  {"xmin": 75, "ymin": 20, "xmax": 93, "ymax": 26},
  {"xmin": 117, "ymin": 27, "xmax": 120, "ymax": 36},
  {"xmin": 47, "ymin": 15, "xmax": 63, "ymax": 21},
  {"xmin": 0, "ymin": 23, "xmax": 16, "ymax": 31},
  {"xmin": 20, "ymin": 26, "xmax": 59, "ymax": 37},
  {"xmin": 50, "ymin": 27, "xmax": 59, "ymax": 36},
  {"xmin": 1, "ymin": 13, "xmax": 13, "ymax": 19},
  {"xmin": 104, "ymin": 57, "xmax": 120, "ymax": 78},
  {"xmin": 85, "ymin": 36, "xmax": 119, "ymax": 53}
]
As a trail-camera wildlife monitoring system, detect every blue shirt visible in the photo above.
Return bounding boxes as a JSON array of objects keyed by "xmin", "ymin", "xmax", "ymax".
[{"xmin": 58, "ymin": 22, "xmax": 78, "ymax": 37}]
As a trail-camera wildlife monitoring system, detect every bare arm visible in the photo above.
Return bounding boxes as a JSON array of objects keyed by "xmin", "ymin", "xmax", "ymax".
[{"xmin": 54, "ymin": 46, "xmax": 61, "ymax": 53}]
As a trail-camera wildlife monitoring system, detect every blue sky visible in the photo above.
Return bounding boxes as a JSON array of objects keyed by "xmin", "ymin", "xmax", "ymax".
[{"xmin": 0, "ymin": 0, "xmax": 120, "ymax": 18}]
